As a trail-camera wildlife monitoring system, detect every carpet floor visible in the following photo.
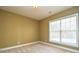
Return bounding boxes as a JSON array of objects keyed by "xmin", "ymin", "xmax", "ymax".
[{"xmin": 0, "ymin": 43, "xmax": 72, "ymax": 53}]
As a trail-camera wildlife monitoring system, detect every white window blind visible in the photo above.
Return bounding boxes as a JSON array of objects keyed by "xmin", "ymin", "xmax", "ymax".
[{"xmin": 49, "ymin": 13, "xmax": 79, "ymax": 47}]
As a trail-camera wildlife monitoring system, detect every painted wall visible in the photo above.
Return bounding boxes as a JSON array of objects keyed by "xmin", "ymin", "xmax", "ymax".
[
  {"xmin": 0, "ymin": 7, "xmax": 79, "ymax": 49},
  {"xmin": 0, "ymin": 9, "xmax": 39, "ymax": 48},
  {"xmin": 40, "ymin": 7, "xmax": 79, "ymax": 42}
]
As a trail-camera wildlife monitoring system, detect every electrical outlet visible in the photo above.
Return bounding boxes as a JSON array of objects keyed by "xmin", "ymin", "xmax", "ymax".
[{"xmin": 17, "ymin": 42, "xmax": 21, "ymax": 45}]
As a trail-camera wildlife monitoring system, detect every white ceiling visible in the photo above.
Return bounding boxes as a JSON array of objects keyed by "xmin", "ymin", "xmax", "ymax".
[{"xmin": 0, "ymin": 6, "xmax": 73, "ymax": 20}]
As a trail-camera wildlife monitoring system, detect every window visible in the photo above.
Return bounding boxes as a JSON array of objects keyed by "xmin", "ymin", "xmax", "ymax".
[
  {"xmin": 49, "ymin": 13, "xmax": 79, "ymax": 47},
  {"xmin": 49, "ymin": 20, "xmax": 60, "ymax": 42}
]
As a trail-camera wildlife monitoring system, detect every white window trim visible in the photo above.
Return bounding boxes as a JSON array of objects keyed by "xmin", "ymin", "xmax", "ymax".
[{"xmin": 49, "ymin": 13, "xmax": 79, "ymax": 48}]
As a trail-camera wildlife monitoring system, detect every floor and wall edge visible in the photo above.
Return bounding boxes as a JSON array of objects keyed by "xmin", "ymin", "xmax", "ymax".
[
  {"xmin": 40, "ymin": 41, "xmax": 79, "ymax": 53},
  {"xmin": 0, "ymin": 41, "xmax": 79, "ymax": 52},
  {"xmin": 0, "ymin": 41, "xmax": 40, "ymax": 52}
]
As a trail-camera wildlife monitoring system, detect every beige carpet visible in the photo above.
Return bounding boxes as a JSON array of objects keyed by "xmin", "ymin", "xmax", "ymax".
[{"xmin": 0, "ymin": 43, "xmax": 72, "ymax": 53}]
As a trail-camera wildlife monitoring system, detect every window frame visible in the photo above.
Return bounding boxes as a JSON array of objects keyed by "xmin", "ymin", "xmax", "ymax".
[{"xmin": 49, "ymin": 13, "xmax": 79, "ymax": 48}]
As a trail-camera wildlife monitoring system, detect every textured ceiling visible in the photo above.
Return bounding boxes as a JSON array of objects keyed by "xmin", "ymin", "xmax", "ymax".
[{"xmin": 0, "ymin": 6, "xmax": 73, "ymax": 20}]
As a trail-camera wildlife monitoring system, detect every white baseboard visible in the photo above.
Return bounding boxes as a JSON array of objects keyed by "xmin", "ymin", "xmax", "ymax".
[
  {"xmin": 0, "ymin": 41, "xmax": 79, "ymax": 53},
  {"xmin": 40, "ymin": 41, "xmax": 79, "ymax": 53},
  {"xmin": 0, "ymin": 41, "xmax": 40, "ymax": 52}
]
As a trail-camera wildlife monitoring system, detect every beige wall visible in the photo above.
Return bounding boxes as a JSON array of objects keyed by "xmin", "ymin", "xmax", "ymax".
[
  {"xmin": 0, "ymin": 7, "xmax": 79, "ymax": 48},
  {"xmin": 0, "ymin": 9, "xmax": 39, "ymax": 48},
  {"xmin": 40, "ymin": 7, "xmax": 79, "ymax": 42}
]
